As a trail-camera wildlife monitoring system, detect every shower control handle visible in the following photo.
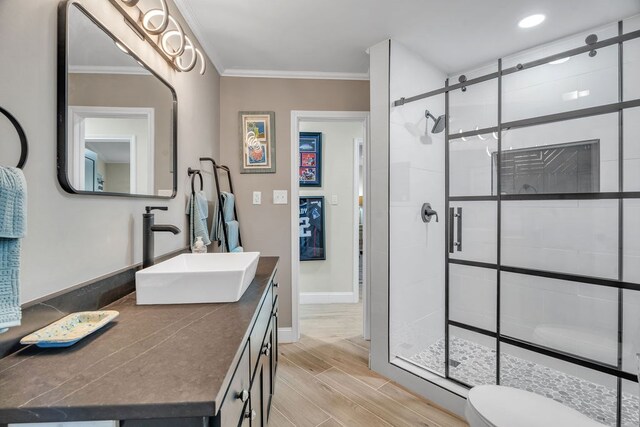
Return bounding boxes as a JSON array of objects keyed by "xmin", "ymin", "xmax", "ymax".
[{"xmin": 421, "ymin": 203, "xmax": 439, "ymax": 223}]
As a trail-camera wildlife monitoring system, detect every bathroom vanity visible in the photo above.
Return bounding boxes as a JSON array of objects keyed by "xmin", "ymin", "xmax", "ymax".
[{"xmin": 0, "ymin": 257, "xmax": 279, "ymax": 427}]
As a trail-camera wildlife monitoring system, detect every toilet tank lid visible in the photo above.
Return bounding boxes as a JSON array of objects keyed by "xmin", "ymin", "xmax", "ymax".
[{"xmin": 467, "ymin": 385, "xmax": 605, "ymax": 427}]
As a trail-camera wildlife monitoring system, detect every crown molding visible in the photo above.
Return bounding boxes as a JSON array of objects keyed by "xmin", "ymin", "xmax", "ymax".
[
  {"xmin": 170, "ymin": 0, "xmax": 370, "ymax": 81},
  {"xmin": 221, "ymin": 68, "xmax": 370, "ymax": 80},
  {"xmin": 68, "ymin": 65, "xmax": 151, "ymax": 75},
  {"xmin": 171, "ymin": 0, "xmax": 226, "ymax": 75}
]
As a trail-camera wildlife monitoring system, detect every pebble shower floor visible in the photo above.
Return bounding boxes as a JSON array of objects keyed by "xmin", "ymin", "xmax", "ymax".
[{"xmin": 410, "ymin": 336, "xmax": 639, "ymax": 426}]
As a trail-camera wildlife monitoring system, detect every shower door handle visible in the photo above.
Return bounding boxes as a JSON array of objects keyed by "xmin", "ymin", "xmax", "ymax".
[
  {"xmin": 448, "ymin": 207, "xmax": 454, "ymax": 253},
  {"xmin": 448, "ymin": 207, "xmax": 462, "ymax": 253},
  {"xmin": 455, "ymin": 207, "xmax": 462, "ymax": 252}
]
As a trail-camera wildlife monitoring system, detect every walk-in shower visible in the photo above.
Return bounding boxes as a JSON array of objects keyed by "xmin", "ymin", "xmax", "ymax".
[{"xmin": 388, "ymin": 15, "xmax": 640, "ymax": 427}]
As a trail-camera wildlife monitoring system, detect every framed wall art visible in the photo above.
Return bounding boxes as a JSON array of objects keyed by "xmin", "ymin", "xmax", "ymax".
[
  {"xmin": 299, "ymin": 132, "xmax": 322, "ymax": 187},
  {"xmin": 240, "ymin": 111, "xmax": 276, "ymax": 173},
  {"xmin": 299, "ymin": 196, "xmax": 325, "ymax": 261}
]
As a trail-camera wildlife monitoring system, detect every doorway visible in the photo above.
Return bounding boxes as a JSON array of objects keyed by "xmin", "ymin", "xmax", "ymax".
[
  {"xmin": 290, "ymin": 111, "xmax": 370, "ymax": 344},
  {"xmin": 68, "ymin": 105, "xmax": 154, "ymax": 194}
]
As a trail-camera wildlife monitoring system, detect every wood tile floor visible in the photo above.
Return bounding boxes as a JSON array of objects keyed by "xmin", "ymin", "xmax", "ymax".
[{"xmin": 271, "ymin": 299, "xmax": 468, "ymax": 427}]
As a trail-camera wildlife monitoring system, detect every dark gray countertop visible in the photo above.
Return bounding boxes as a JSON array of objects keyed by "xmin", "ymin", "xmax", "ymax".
[{"xmin": 0, "ymin": 256, "xmax": 278, "ymax": 424}]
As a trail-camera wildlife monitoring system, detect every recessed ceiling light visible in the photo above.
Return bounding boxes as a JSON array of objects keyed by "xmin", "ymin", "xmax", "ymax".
[
  {"xmin": 518, "ymin": 14, "xmax": 546, "ymax": 29},
  {"xmin": 549, "ymin": 57, "xmax": 570, "ymax": 65}
]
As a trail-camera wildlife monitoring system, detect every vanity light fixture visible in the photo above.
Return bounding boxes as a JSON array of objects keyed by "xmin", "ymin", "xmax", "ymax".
[
  {"xmin": 518, "ymin": 14, "xmax": 545, "ymax": 29},
  {"xmin": 175, "ymin": 36, "xmax": 198, "ymax": 72},
  {"xmin": 562, "ymin": 89, "xmax": 590, "ymax": 101},
  {"xmin": 196, "ymin": 49, "xmax": 206, "ymax": 75},
  {"xmin": 114, "ymin": 0, "xmax": 206, "ymax": 75},
  {"xmin": 160, "ymin": 16, "xmax": 186, "ymax": 58},
  {"xmin": 141, "ymin": 1, "xmax": 169, "ymax": 35},
  {"xmin": 114, "ymin": 40, "xmax": 129, "ymax": 54}
]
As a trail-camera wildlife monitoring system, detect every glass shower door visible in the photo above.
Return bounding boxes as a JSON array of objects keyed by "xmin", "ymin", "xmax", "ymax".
[
  {"xmin": 387, "ymin": 18, "xmax": 640, "ymax": 427},
  {"xmin": 447, "ymin": 80, "xmax": 499, "ymax": 386}
]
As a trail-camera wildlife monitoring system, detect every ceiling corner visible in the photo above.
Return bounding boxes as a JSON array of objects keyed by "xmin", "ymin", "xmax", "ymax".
[{"xmin": 171, "ymin": 0, "xmax": 226, "ymax": 75}]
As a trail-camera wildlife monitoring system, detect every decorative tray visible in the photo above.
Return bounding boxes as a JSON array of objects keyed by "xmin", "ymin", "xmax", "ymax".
[{"xmin": 20, "ymin": 311, "xmax": 119, "ymax": 348}]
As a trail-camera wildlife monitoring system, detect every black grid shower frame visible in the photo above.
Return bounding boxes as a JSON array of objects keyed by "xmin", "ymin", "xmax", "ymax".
[
  {"xmin": 495, "ymin": 58, "xmax": 503, "ymax": 386},
  {"xmin": 616, "ymin": 19, "xmax": 625, "ymax": 426},
  {"xmin": 444, "ymin": 79, "xmax": 451, "ymax": 380},
  {"xmin": 392, "ymin": 20, "xmax": 640, "ymax": 427}
]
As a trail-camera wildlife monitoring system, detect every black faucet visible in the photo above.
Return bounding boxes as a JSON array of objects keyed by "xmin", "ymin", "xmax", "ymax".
[{"xmin": 142, "ymin": 206, "xmax": 181, "ymax": 269}]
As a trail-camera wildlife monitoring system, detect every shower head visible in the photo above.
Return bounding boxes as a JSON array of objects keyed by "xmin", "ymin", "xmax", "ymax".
[
  {"xmin": 432, "ymin": 114, "xmax": 446, "ymax": 134},
  {"xmin": 425, "ymin": 110, "xmax": 446, "ymax": 134}
]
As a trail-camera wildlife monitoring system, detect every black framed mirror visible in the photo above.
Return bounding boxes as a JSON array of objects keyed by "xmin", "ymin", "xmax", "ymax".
[{"xmin": 57, "ymin": 1, "xmax": 177, "ymax": 198}]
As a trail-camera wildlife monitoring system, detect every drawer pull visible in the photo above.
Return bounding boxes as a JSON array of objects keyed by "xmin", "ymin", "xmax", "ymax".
[
  {"xmin": 245, "ymin": 409, "xmax": 257, "ymax": 420},
  {"xmin": 273, "ymin": 282, "xmax": 279, "ymax": 288},
  {"xmin": 237, "ymin": 389, "xmax": 249, "ymax": 403},
  {"xmin": 262, "ymin": 342, "xmax": 272, "ymax": 356}
]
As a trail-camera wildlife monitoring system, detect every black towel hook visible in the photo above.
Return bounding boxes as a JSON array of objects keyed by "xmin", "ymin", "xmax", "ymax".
[
  {"xmin": 188, "ymin": 167, "xmax": 203, "ymax": 194},
  {"xmin": 0, "ymin": 106, "xmax": 28, "ymax": 169}
]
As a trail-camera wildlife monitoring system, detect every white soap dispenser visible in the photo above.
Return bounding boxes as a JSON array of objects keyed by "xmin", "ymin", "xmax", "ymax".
[{"xmin": 192, "ymin": 236, "xmax": 207, "ymax": 254}]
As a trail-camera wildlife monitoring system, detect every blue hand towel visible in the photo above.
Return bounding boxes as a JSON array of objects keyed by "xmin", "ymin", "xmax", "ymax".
[
  {"xmin": 186, "ymin": 190, "xmax": 211, "ymax": 248},
  {"xmin": 225, "ymin": 220, "xmax": 241, "ymax": 252},
  {"xmin": 211, "ymin": 200, "xmax": 222, "ymax": 243},
  {"xmin": 0, "ymin": 167, "xmax": 26, "ymax": 238},
  {"xmin": 221, "ymin": 192, "xmax": 235, "ymax": 221},
  {"xmin": 211, "ymin": 192, "xmax": 241, "ymax": 252},
  {"xmin": 0, "ymin": 167, "xmax": 26, "ymax": 332}
]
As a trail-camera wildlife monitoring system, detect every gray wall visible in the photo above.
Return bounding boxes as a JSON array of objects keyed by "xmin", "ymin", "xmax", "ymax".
[
  {"xmin": 0, "ymin": 0, "xmax": 220, "ymax": 303},
  {"xmin": 219, "ymin": 76, "xmax": 369, "ymax": 328}
]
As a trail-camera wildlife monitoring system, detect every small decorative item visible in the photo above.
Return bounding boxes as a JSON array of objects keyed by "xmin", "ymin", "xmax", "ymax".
[
  {"xmin": 299, "ymin": 132, "xmax": 322, "ymax": 187},
  {"xmin": 240, "ymin": 111, "xmax": 276, "ymax": 173},
  {"xmin": 299, "ymin": 196, "xmax": 325, "ymax": 261},
  {"xmin": 20, "ymin": 311, "xmax": 119, "ymax": 348}
]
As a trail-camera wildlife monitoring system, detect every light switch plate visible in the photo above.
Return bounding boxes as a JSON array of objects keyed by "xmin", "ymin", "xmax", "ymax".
[
  {"xmin": 331, "ymin": 195, "xmax": 338, "ymax": 205},
  {"xmin": 253, "ymin": 191, "xmax": 262, "ymax": 205},
  {"xmin": 273, "ymin": 190, "xmax": 288, "ymax": 205}
]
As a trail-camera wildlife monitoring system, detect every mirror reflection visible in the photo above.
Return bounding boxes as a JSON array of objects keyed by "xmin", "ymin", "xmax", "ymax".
[{"xmin": 63, "ymin": 4, "xmax": 176, "ymax": 197}]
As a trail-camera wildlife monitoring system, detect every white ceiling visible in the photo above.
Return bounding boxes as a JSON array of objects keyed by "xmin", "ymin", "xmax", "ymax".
[{"xmin": 173, "ymin": 0, "xmax": 640, "ymax": 78}]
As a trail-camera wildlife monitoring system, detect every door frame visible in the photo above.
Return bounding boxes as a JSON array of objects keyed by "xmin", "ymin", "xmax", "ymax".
[
  {"xmin": 68, "ymin": 105, "xmax": 154, "ymax": 193},
  {"xmin": 84, "ymin": 135, "xmax": 137, "ymax": 193},
  {"xmin": 290, "ymin": 111, "xmax": 370, "ymax": 342}
]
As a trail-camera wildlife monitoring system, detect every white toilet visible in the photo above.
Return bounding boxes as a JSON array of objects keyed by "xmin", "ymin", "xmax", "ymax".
[{"xmin": 465, "ymin": 385, "xmax": 605, "ymax": 427}]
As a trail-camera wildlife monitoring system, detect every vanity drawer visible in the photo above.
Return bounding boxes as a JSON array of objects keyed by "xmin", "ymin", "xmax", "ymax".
[
  {"xmin": 219, "ymin": 343, "xmax": 250, "ymax": 427},
  {"xmin": 249, "ymin": 285, "xmax": 273, "ymax": 377},
  {"xmin": 271, "ymin": 295, "xmax": 279, "ymax": 390}
]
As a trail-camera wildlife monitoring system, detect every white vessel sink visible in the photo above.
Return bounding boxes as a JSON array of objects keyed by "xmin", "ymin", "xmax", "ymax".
[{"xmin": 135, "ymin": 252, "xmax": 261, "ymax": 305}]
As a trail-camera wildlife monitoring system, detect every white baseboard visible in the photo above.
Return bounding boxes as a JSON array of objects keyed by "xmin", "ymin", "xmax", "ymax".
[
  {"xmin": 278, "ymin": 327, "xmax": 296, "ymax": 343},
  {"xmin": 300, "ymin": 291, "xmax": 359, "ymax": 305}
]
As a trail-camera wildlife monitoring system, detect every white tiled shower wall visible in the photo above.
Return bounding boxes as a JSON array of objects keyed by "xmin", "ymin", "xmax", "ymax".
[
  {"xmin": 388, "ymin": 41, "xmax": 446, "ymax": 362},
  {"xmin": 389, "ymin": 15, "xmax": 640, "ymax": 395},
  {"xmin": 447, "ymin": 14, "xmax": 640, "ymax": 375}
]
